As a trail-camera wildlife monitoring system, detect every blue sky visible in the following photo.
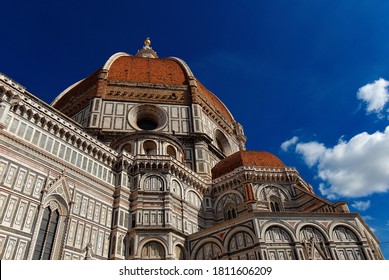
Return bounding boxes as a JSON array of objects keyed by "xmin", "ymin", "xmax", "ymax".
[{"xmin": 1, "ymin": 0, "xmax": 389, "ymax": 258}]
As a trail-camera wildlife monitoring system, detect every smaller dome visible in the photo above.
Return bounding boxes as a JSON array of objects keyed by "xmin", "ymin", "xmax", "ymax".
[{"xmin": 211, "ymin": 151, "xmax": 286, "ymax": 179}]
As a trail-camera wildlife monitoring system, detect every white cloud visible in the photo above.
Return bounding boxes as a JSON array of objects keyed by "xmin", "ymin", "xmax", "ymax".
[
  {"xmin": 286, "ymin": 126, "xmax": 389, "ymax": 198},
  {"xmin": 351, "ymin": 200, "xmax": 371, "ymax": 211},
  {"xmin": 281, "ymin": 136, "xmax": 299, "ymax": 151},
  {"xmin": 357, "ymin": 78, "xmax": 389, "ymax": 115},
  {"xmin": 295, "ymin": 141, "xmax": 326, "ymax": 168}
]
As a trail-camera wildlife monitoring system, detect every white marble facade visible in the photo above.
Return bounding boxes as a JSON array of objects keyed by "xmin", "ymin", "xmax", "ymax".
[{"xmin": 0, "ymin": 43, "xmax": 384, "ymax": 260}]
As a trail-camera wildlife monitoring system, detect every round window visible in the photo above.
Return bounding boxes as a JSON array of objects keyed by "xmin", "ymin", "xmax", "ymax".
[{"xmin": 128, "ymin": 104, "xmax": 168, "ymax": 131}]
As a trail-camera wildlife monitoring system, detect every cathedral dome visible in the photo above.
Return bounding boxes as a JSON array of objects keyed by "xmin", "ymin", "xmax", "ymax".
[
  {"xmin": 211, "ymin": 150, "xmax": 286, "ymax": 179},
  {"xmin": 51, "ymin": 40, "xmax": 235, "ymax": 125}
]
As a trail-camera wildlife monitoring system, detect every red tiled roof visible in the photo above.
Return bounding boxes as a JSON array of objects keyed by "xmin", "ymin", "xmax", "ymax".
[
  {"xmin": 211, "ymin": 151, "xmax": 286, "ymax": 179},
  {"xmin": 197, "ymin": 82, "xmax": 234, "ymax": 123},
  {"xmin": 107, "ymin": 56, "xmax": 188, "ymax": 85},
  {"xmin": 52, "ymin": 53, "xmax": 236, "ymax": 125}
]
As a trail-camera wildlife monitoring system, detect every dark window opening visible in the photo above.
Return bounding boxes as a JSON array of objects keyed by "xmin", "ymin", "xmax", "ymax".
[
  {"xmin": 137, "ymin": 117, "xmax": 158, "ymax": 130},
  {"xmin": 33, "ymin": 207, "xmax": 59, "ymax": 260}
]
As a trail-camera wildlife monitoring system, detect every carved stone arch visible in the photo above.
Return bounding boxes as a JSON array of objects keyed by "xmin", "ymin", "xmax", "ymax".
[
  {"xmin": 172, "ymin": 242, "xmax": 187, "ymax": 260},
  {"xmin": 215, "ymin": 190, "xmax": 244, "ymax": 213},
  {"xmin": 191, "ymin": 237, "xmax": 224, "ymax": 260},
  {"xmin": 214, "ymin": 129, "xmax": 232, "ymax": 156},
  {"xmin": 256, "ymin": 183, "xmax": 291, "ymax": 202},
  {"xmin": 170, "ymin": 179, "xmax": 183, "ymax": 199},
  {"xmin": 28, "ymin": 193, "xmax": 69, "ymax": 260},
  {"xmin": 45, "ymin": 175, "xmax": 72, "ymax": 207},
  {"xmin": 137, "ymin": 238, "xmax": 168, "ymax": 260},
  {"xmin": 43, "ymin": 194, "xmax": 69, "ymax": 215},
  {"xmin": 140, "ymin": 173, "xmax": 166, "ymax": 191},
  {"xmin": 263, "ymin": 225, "xmax": 297, "ymax": 260},
  {"xmin": 296, "ymin": 222, "xmax": 329, "ymax": 243},
  {"xmin": 328, "ymin": 222, "xmax": 364, "ymax": 242},
  {"xmin": 260, "ymin": 221, "xmax": 297, "ymax": 243},
  {"xmin": 224, "ymin": 226, "xmax": 256, "ymax": 251},
  {"xmin": 166, "ymin": 144, "xmax": 177, "ymax": 159},
  {"xmin": 185, "ymin": 189, "xmax": 203, "ymax": 210}
]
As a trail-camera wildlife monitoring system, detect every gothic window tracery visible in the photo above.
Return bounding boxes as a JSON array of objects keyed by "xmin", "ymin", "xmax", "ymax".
[
  {"xmin": 269, "ymin": 195, "xmax": 283, "ymax": 212},
  {"xmin": 224, "ymin": 204, "xmax": 237, "ymax": 220},
  {"xmin": 216, "ymin": 193, "xmax": 243, "ymax": 213},
  {"xmin": 300, "ymin": 226, "xmax": 326, "ymax": 242},
  {"xmin": 143, "ymin": 175, "xmax": 164, "ymax": 191},
  {"xmin": 333, "ymin": 226, "xmax": 365, "ymax": 260},
  {"xmin": 258, "ymin": 185, "xmax": 288, "ymax": 212},
  {"xmin": 186, "ymin": 191, "xmax": 202, "ymax": 209},
  {"xmin": 264, "ymin": 226, "xmax": 295, "ymax": 260},
  {"xmin": 300, "ymin": 226, "xmax": 329, "ymax": 260},
  {"xmin": 195, "ymin": 242, "xmax": 222, "ymax": 260},
  {"xmin": 33, "ymin": 206, "xmax": 59, "ymax": 260},
  {"xmin": 229, "ymin": 231, "xmax": 254, "ymax": 252},
  {"xmin": 171, "ymin": 180, "xmax": 182, "ymax": 198},
  {"xmin": 141, "ymin": 241, "xmax": 165, "ymax": 259}
]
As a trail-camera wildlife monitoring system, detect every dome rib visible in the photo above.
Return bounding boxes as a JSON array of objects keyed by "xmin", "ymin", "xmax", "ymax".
[
  {"xmin": 103, "ymin": 52, "xmax": 131, "ymax": 71},
  {"xmin": 52, "ymin": 50, "xmax": 237, "ymax": 126}
]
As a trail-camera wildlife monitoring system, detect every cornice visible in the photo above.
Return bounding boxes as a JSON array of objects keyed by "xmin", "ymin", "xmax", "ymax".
[{"xmin": 0, "ymin": 75, "xmax": 118, "ymax": 165}]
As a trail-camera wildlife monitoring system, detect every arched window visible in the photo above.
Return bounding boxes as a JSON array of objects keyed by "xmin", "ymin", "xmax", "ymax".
[
  {"xmin": 186, "ymin": 191, "xmax": 202, "ymax": 209},
  {"xmin": 229, "ymin": 232, "xmax": 254, "ymax": 253},
  {"xmin": 333, "ymin": 226, "xmax": 365, "ymax": 260},
  {"xmin": 174, "ymin": 245, "xmax": 185, "ymax": 260},
  {"xmin": 214, "ymin": 130, "xmax": 232, "ymax": 156},
  {"xmin": 122, "ymin": 143, "xmax": 132, "ymax": 154},
  {"xmin": 143, "ymin": 176, "xmax": 164, "ymax": 191},
  {"xmin": 224, "ymin": 204, "xmax": 238, "ymax": 221},
  {"xmin": 195, "ymin": 242, "xmax": 222, "ymax": 260},
  {"xmin": 265, "ymin": 226, "xmax": 295, "ymax": 260},
  {"xmin": 33, "ymin": 207, "xmax": 59, "ymax": 260},
  {"xmin": 300, "ymin": 226, "xmax": 329, "ymax": 260},
  {"xmin": 143, "ymin": 140, "xmax": 157, "ymax": 155},
  {"xmin": 171, "ymin": 180, "xmax": 182, "ymax": 198},
  {"xmin": 141, "ymin": 241, "xmax": 165, "ymax": 259},
  {"xmin": 166, "ymin": 145, "xmax": 176, "ymax": 159},
  {"xmin": 269, "ymin": 195, "xmax": 283, "ymax": 212}
]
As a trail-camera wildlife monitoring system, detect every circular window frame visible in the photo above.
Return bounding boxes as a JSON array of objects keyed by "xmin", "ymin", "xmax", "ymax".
[{"xmin": 128, "ymin": 104, "xmax": 168, "ymax": 131}]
